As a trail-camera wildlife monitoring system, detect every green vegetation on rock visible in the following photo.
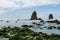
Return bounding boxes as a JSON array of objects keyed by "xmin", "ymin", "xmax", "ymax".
[{"xmin": 0, "ymin": 26, "xmax": 60, "ymax": 40}]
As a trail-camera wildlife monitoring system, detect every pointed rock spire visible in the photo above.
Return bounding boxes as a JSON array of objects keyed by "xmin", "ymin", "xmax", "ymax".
[
  {"xmin": 30, "ymin": 11, "xmax": 37, "ymax": 20},
  {"xmin": 48, "ymin": 14, "xmax": 53, "ymax": 19}
]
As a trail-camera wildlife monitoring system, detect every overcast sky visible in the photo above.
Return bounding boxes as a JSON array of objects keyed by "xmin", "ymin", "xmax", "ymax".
[{"xmin": 0, "ymin": 0, "xmax": 60, "ymax": 19}]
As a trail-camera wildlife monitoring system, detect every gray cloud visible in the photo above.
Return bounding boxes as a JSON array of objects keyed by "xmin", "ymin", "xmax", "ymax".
[{"xmin": 0, "ymin": 0, "xmax": 60, "ymax": 14}]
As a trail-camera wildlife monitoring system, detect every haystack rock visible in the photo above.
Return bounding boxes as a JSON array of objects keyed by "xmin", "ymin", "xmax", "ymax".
[
  {"xmin": 48, "ymin": 14, "xmax": 53, "ymax": 19},
  {"xmin": 31, "ymin": 11, "xmax": 37, "ymax": 20}
]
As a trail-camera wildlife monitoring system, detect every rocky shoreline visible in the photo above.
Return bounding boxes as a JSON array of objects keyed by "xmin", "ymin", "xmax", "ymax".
[
  {"xmin": 46, "ymin": 19, "xmax": 60, "ymax": 24},
  {"xmin": 0, "ymin": 26, "xmax": 60, "ymax": 40}
]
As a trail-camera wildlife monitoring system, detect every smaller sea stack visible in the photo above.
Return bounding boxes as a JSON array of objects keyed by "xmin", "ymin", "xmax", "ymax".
[{"xmin": 48, "ymin": 14, "xmax": 53, "ymax": 19}]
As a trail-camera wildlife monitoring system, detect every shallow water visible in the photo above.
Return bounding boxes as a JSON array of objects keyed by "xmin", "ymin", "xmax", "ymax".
[
  {"xmin": 0, "ymin": 38, "xmax": 9, "ymax": 40},
  {"xmin": 0, "ymin": 20, "xmax": 60, "ymax": 34},
  {"xmin": 30, "ymin": 28, "xmax": 60, "ymax": 35}
]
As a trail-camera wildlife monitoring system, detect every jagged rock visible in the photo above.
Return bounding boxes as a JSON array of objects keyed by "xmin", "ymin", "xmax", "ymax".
[
  {"xmin": 38, "ymin": 18, "xmax": 44, "ymax": 22},
  {"xmin": 46, "ymin": 19, "xmax": 60, "ymax": 24},
  {"xmin": 30, "ymin": 11, "xmax": 37, "ymax": 20},
  {"xmin": 40, "ymin": 20, "xmax": 44, "ymax": 22},
  {"xmin": 38, "ymin": 18, "xmax": 42, "ymax": 20},
  {"xmin": 48, "ymin": 14, "xmax": 53, "ymax": 19}
]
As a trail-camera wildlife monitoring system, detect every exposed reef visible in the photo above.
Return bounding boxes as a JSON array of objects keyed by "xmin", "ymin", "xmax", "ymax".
[{"xmin": 46, "ymin": 19, "xmax": 60, "ymax": 24}]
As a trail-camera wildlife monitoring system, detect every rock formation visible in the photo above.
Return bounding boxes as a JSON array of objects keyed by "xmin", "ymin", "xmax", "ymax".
[
  {"xmin": 48, "ymin": 14, "xmax": 53, "ymax": 19},
  {"xmin": 30, "ymin": 11, "xmax": 37, "ymax": 20},
  {"xmin": 46, "ymin": 19, "xmax": 60, "ymax": 24},
  {"xmin": 37, "ymin": 18, "xmax": 42, "ymax": 20}
]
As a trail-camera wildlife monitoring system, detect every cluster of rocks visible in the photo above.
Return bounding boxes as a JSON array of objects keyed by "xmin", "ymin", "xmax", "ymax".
[
  {"xmin": 30, "ymin": 11, "xmax": 60, "ymax": 24},
  {"xmin": 30, "ymin": 11, "xmax": 53, "ymax": 20},
  {"xmin": 46, "ymin": 20, "xmax": 60, "ymax": 24}
]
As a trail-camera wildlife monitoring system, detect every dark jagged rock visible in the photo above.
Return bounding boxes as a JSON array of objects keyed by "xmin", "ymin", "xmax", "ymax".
[
  {"xmin": 30, "ymin": 11, "xmax": 37, "ymax": 20},
  {"xmin": 37, "ymin": 18, "xmax": 42, "ymax": 20},
  {"xmin": 38, "ymin": 18, "xmax": 44, "ymax": 22},
  {"xmin": 46, "ymin": 19, "xmax": 60, "ymax": 24},
  {"xmin": 30, "ymin": 11, "xmax": 44, "ymax": 21},
  {"xmin": 48, "ymin": 14, "xmax": 53, "ymax": 19},
  {"xmin": 40, "ymin": 20, "xmax": 44, "ymax": 22}
]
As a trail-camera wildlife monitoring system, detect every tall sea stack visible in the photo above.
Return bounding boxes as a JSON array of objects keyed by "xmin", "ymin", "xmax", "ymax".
[
  {"xmin": 48, "ymin": 14, "xmax": 53, "ymax": 19},
  {"xmin": 31, "ymin": 11, "xmax": 37, "ymax": 20}
]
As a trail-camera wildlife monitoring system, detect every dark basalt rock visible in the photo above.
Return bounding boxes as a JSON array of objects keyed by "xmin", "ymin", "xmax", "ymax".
[
  {"xmin": 40, "ymin": 20, "xmax": 44, "ymax": 22},
  {"xmin": 30, "ymin": 11, "xmax": 44, "ymax": 21},
  {"xmin": 46, "ymin": 20, "xmax": 60, "ymax": 24},
  {"xmin": 30, "ymin": 11, "xmax": 37, "ymax": 20},
  {"xmin": 38, "ymin": 18, "xmax": 44, "ymax": 22},
  {"xmin": 38, "ymin": 18, "xmax": 42, "ymax": 20},
  {"xmin": 48, "ymin": 14, "xmax": 53, "ymax": 19}
]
